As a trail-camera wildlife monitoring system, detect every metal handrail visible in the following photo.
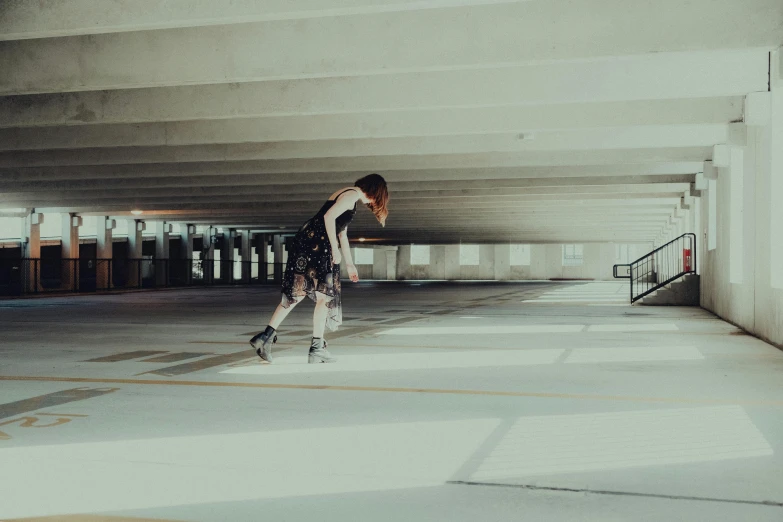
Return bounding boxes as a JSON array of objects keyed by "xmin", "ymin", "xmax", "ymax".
[{"xmin": 629, "ymin": 233, "xmax": 696, "ymax": 303}]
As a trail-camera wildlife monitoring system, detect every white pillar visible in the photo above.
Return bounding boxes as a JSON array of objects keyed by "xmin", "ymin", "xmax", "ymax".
[{"xmin": 97, "ymin": 216, "xmax": 115, "ymax": 289}]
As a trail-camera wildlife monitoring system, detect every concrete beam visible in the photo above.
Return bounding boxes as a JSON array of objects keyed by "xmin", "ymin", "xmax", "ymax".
[
  {"xmin": 0, "ymin": 163, "xmax": 699, "ymax": 186},
  {"xmin": 0, "ymin": 87, "xmax": 744, "ymax": 129},
  {"xmin": 33, "ymin": 196, "xmax": 682, "ymax": 215},
  {"xmin": 0, "ymin": 147, "xmax": 711, "ymax": 170},
  {"xmin": 1, "ymin": 3, "xmax": 777, "ymax": 95},
  {"xmin": 0, "ymin": 181, "xmax": 694, "ymax": 203},
  {"xmin": 0, "ymin": 0, "xmax": 528, "ymax": 40},
  {"xmin": 0, "ymin": 125, "xmax": 730, "ymax": 154}
]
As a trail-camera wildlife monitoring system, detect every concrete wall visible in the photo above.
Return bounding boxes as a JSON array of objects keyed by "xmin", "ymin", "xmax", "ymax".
[
  {"xmin": 700, "ymin": 61, "xmax": 783, "ymax": 347},
  {"xmin": 393, "ymin": 242, "xmax": 647, "ymax": 281}
]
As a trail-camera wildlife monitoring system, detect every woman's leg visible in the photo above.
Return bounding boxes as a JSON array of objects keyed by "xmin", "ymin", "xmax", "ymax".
[
  {"xmin": 312, "ymin": 293, "xmax": 331, "ymax": 338},
  {"xmin": 268, "ymin": 296, "xmax": 304, "ymax": 329},
  {"xmin": 252, "ymin": 295, "xmax": 304, "ymax": 362},
  {"xmin": 310, "ymin": 292, "xmax": 337, "ymax": 363}
]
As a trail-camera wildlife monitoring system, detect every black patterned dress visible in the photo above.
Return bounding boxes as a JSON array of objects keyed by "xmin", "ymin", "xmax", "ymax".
[{"xmin": 280, "ymin": 189, "xmax": 358, "ymax": 332}]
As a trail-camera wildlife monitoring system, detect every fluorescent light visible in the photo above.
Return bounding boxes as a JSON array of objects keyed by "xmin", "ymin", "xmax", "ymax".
[{"xmin": 130, "ymin": 210, "xmax": 143, "ymax": 215}]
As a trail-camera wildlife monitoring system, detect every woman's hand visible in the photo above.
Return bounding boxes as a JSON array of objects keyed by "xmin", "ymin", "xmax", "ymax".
[
  {"xmin": 331, "ymin": 250, "xmax": 342, "ymax": 265},
  {"xmin": 347, "ymin": 264, "xmax": 359, "ymax": 282}
]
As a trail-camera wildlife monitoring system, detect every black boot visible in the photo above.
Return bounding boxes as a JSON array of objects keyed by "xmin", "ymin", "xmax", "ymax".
[
  {"xmin": 250, "ymin": 325, "xmax": 277, "ymax": 362},
  {"xmin": 308, "ymin": 337, "xmax": 336, "ymax": 364}
]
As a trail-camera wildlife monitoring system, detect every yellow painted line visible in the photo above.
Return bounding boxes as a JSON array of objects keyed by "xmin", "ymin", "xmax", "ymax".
[
  {"xmin": 35, "ymin": 412, "xmax": 89, "ymax": 417},
  {"xmin": 189, "ymin": 341, "xmax": 536, "ymax": 351},
  {"xmin": 1, "ymin": 376, "xmax": 782, "ymax": 406},
  {"xmin": 6, "ymin": 515, "xmax": 187, "ymax": 521}
]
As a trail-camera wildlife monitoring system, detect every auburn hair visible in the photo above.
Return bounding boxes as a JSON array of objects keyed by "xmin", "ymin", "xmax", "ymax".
[{"xmin": 355, "ymin": 173, "xmax": 389, "ymax": 226}]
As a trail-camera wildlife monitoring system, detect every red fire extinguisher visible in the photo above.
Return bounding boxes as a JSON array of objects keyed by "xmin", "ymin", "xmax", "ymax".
[{"xmin": 683, "ymin": 248, "xmax": 692, "ymax": 272}]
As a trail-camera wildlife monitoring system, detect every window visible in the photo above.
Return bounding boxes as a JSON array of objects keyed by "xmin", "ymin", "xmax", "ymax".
[
  {"xmin": 354, "ymin": 247, "xmax": 374, "ymax": 265},
  {"xmin": 562, "ymin": 244, "xmax": 584, "ymax": 266},
  {"xmin": 410, "ymin": 245, "xmax": 430, "ymax": 265},
  {"xmin": 510, "ymin": 244, "xmax": 531, "ymax": 266},
  {"xmin": 459, "ymin": 244, "xmax": 479, "ymax": 265}
]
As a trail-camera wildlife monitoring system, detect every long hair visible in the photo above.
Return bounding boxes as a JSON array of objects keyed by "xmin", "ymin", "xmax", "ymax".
[{"xmin": 355, "ymin": 173, "xmax": 389, "ymax": 226}]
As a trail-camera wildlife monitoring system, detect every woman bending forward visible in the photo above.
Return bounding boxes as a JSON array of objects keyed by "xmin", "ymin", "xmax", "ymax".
[{"xmin": 250, "ymin": 174, "xmax": 389, "ymax": 363}]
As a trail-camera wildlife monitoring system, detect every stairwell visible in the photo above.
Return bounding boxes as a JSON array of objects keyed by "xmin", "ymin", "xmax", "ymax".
[{"xmin": 637, "ymin": 274, "xmax": 700, "ymax": 306}]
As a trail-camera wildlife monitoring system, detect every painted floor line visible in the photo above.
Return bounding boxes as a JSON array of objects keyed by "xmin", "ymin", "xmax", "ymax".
[
  {"xmin": 448, "ymin": 481, "xmax": 783, "ymax": 508},
  {"xmin": 0, "ymin": 376, "xmax": 782, "ymax": 406}
]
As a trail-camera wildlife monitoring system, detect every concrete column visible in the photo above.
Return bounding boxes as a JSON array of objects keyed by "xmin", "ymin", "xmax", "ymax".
[
  {"xmin": 23, "ymin": 211, "xmax": 42, "ymax": 293},
  {"xmin": 494, "ymin": 244, "xmax": 511, "ymax": 280},
  {"xmin": 61, "ymin": 213, "xmax": 80, "ymax": 259},
  {"xmin": 385, "ymin": 248, "xmax": 397, "ymax": 280},
  {"xmin": 127, "ymin": 219, "xmax": 144, "ymax": 286},
  {"xmin": 372, "ymin": 247, "xmax": 387, "ymax": 280},
  {"xmin": 430, "ymin": 245, "xmax": 446, "ymax": 279},
  {"xmin": 240, "ymin": 230, "xmax": 251, "ymax": 283},
  {"xmin": 96, "ymin": 216, "xmax": 115, "ymax": 290},
  {"xmin": 155, "ymin": 221, "xmax": 170, "ymax": 286},
  {"xmin": 180, "ymin": 224, "xmax": 195, "ymax": 259},
  {"xmin": 272, "ymin": 234, "xmax": 284, "ymax": 282},
  {"xmin": 61, "ymin": 213, "xmax": 81, "ymax": 291},
  {"xmin": 23, "ymin": 212, "xmax": 42, "ymax": 259},
  {"xmin": 396, "ymin": 245, "xmax": 411, "ymax": 280},
  {"xmin": 257, "ymin": 233, "xmax": 269, "ymax": 282},
  {"xmin": 218, "ymin": 229, "xmax": 235, "ymax": 283},
  {"xmin": 444, "ymin": 245, "xmax": 460, "ymax": 280},
  {"xmin": 529, "ymin": 244, "xmax": 546, "ymax": 280},
  {"xmin": 179, "ymin": 224, "xmax": 195, "ymax": 285},
  {"xmin": 479, "ymin": 244, "xmax": 495, "ymax": 280},
  {"xmin": 199, "ymin": 226, "xmax": 213, "ymax": 284}
]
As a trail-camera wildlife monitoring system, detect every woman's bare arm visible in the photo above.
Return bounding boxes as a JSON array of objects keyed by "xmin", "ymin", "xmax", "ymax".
[
  {"xmin": 323, "ymin": 189, "xmax": 361, "ymax": 260},
  {"xmin": 339, "ymin": 229, "xmax": 354, "ymax": 266}
]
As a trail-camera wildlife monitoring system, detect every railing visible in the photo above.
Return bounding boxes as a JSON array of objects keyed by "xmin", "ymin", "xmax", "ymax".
[
  {"xmin": 0, "ymin": 258, "xmax": 287, "ymax": 297},
  {"xmin": 617, "ymin": 233, "xmax": 696, "ymax": 303}
]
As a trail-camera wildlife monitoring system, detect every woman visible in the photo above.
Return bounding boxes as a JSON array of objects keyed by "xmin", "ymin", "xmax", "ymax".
[{"xmin": 250, "ymin": 174, "xmax": 389, "ymax": 364}]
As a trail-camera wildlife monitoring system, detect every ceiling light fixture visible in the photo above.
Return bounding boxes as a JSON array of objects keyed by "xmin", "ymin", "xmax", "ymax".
[{"xmin": 130, "ymin": 210, "xmax": 143, "ymax": 215}]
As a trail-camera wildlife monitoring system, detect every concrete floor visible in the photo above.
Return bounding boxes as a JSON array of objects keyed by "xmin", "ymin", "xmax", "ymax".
[{"xmin": 1, "ymin": 281, "xmax": 782, "ymax": 521}]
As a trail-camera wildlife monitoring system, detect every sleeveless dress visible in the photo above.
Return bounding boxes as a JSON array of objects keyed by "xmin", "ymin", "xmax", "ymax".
[{"xmin": 280, "ymin": 189, "xmax": 358, "ymax": 332}]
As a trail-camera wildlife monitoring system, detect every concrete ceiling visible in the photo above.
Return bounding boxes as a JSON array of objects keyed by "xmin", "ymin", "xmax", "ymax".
[{"xmin": 1, "ymin": 0, "xmax": 781, "ymax": 244}]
